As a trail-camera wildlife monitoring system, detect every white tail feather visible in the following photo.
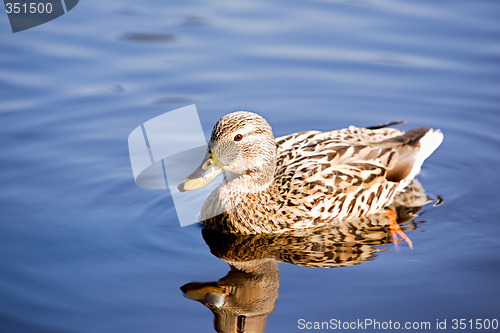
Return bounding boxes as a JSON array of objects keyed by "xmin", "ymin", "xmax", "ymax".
[{"xmin": 396, "ymin": 129, "xmax": 443, "ymax": 193}]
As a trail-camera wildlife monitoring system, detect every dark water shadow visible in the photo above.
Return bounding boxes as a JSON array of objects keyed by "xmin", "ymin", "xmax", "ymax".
[
  {"xmin": 121, "ymin": 33, "xmax": 175, "ymax": 43},
  {"xmin": 181, "ymin": 180, "xmax": 436, "ymax": 333},
  {"xmin": 180, "ymin": 15, "xmax": 209, "ymax": 27}
]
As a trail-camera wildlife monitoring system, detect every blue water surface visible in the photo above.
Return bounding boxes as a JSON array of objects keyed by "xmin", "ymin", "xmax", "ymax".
[{"xmin": 1, "ymin": 0, "xmax": 499, "ymax": 332}]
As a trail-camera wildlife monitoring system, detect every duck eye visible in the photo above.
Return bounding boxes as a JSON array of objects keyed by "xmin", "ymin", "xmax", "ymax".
[
  {"xmin": 203, "ymin": 159, "xmax": 213, "ymax": 169},
  {"xmin": 234, "ymin": 134, "xmax": 243, "ymax": 141}
]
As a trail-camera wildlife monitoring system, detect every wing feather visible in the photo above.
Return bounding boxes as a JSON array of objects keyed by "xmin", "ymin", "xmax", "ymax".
[{"xmin": 274, "ymin": 126, "xmax": 403, "ymax": 224}]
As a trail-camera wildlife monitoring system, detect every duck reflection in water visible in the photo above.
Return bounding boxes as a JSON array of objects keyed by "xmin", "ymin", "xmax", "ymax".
[{"xmin": 181, "ymin": 180, "xmax": 438, "ymax": 333}]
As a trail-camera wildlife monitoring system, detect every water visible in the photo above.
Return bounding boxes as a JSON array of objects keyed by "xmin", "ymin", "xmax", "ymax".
[{"xmin": 1, "ymin": 0, "xmax": 499, "ymax": 332}]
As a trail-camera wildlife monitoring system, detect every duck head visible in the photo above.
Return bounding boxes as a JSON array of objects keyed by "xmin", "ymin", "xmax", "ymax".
[{"xmin": 178, "ymin": 111, "xmax": 277, "ymax": 193}]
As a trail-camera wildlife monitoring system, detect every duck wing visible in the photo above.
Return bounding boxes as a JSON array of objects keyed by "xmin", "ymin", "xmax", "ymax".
[{"xmin": 274, "ymin": 126, "xmax": 442, "ymax": 227}]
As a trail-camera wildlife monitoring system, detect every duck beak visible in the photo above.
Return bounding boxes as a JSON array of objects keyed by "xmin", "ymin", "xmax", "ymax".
[
  {"xmin": 180, "ymin": 282, "xmax": 230, "ymax": 300},
  {"xmin": 178, "ymin": 152, "xmax": 224, "ymax": 192},
  {"xmin": 180, "ymin": 282, "xmax": 230, "ymax": 310}
]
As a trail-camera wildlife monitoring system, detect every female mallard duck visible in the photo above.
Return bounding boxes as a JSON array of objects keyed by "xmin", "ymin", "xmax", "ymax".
[{"xmin": 178, "ymin": 111, "xmax": 443, "ymax": 234}]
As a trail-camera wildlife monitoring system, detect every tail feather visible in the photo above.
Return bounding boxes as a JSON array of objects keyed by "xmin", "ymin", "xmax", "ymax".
[
  {"xmin": 374, "ymin": 127, "xmax": 443, "ymax": 192},
  {"xmin": 410, "ymin": 128, "xmax": 443, "ymax": 178}
]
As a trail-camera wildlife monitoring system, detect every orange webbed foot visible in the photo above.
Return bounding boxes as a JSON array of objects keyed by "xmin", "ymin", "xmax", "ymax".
[{"xmin": 385, "ymin": 209, "xmax": 413, "ymax": 249}]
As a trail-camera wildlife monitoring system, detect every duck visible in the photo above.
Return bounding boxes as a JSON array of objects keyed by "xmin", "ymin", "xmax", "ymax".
[{"xmin": 178, "ymin": 111, "xmax": 443, "ymax": 235}]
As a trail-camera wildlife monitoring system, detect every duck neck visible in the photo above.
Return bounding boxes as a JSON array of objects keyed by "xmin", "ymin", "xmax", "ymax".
[
  {"xmin": 225, "ymin": 167, "xmax": 275, "ymax": 196},
  {"xmin": 202, "ymin": 167, "xmax": 282, "ymax": 233}
]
